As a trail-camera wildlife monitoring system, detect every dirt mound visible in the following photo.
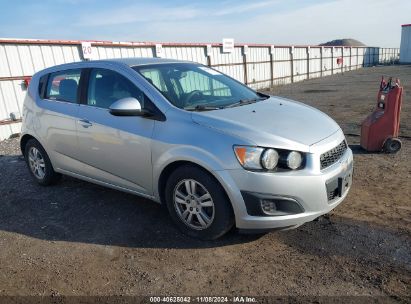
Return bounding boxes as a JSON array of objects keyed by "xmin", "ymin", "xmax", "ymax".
[{"xmin": 320, "ymin": 38, "xmax": 366, "ymax": 47}]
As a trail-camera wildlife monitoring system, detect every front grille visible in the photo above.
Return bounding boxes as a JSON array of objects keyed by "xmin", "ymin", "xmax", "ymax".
[{"xmin": 320, "ymin": 140, "xmax": 347, "ymax": 170}]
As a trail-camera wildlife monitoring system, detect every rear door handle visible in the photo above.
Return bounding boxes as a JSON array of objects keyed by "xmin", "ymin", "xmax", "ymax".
[{"xmin": 78, "ymin": 119, "xmax": 93, "ymax": 128}]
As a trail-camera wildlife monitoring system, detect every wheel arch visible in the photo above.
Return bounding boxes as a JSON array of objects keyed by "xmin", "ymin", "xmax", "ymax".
[
  {"xmin": 157, "ymin": 161, "xmax": 236, "ymax": 218},
  {"xmin": 158, "ymin": 161, "xmax": 217, "ymax": 204},
  {"xmin": 20, "ymin": 134, "xmax": 37, "ymax": 156}
]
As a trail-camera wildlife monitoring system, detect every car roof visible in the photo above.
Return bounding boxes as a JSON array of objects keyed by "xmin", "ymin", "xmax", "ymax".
[
  {"xmin": 105, "ymin": 57, "xmax": 191, "ymax": 67},
  {"xmin": 35, "ymin": 57, "xmax": 195, "ymax": 76}
]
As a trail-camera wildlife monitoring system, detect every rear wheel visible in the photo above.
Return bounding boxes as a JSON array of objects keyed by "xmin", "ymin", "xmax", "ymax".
[
  {"xmin": 165, "ymin": 165, "xmax": 234, "ymax": 240},
  {"xmin": 24, "ymin": 139, "xmax": 62, "ymax": 185},
  {"xmin": 383, "ymin": 138, "xmax": 402, "ymax": 154}
]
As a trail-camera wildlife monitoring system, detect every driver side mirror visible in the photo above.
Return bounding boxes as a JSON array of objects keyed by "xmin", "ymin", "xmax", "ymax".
[{"xmin": 109, "ymin": 97, "xmax": 146, "ymax": 116}]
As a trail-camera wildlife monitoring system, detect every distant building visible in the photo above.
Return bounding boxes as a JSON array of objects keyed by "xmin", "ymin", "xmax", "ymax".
[{"xmin": 400, "ymin": 24, "xmax": 411, "ymax": 63}]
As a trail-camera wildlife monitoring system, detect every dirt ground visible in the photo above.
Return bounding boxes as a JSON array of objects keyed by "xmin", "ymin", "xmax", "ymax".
[{"xmin": 0, "ymin": 65, "xmax": 410, "ymax": 301}]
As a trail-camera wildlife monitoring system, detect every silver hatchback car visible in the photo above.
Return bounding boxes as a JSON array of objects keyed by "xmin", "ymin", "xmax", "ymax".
[{"xmin": 21, "ymin": 58, "xmax": 353, "ymax": 239}]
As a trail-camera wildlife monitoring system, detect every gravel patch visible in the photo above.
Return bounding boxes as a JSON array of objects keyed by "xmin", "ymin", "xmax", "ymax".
[{"xmin": 0, "ymin": 65, "xmax": 410, "ymax": 299}]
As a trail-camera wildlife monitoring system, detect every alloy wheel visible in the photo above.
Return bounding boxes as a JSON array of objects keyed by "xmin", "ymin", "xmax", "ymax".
[
  {"xmin": 173, "ymin": 179, "xmax": 215, "ymax": 230},
  {"xmin": 28, "ymin": 147, "xmax": 46, "ymax": 179}
]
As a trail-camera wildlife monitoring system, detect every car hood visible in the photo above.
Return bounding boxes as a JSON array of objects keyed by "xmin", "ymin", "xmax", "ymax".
[{"xmin": 191, "ymin": 97, "xmax": 341, "ymax": 151}]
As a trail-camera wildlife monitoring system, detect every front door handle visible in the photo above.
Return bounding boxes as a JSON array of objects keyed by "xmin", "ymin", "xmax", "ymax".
[{"xmin": 78, "ymin": 119, "xmax": 93, "ymax": 128}]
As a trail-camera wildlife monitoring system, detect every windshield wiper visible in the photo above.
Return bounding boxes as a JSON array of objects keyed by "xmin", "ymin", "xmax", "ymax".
[
  {"xmin": 184, "ymin": 104, "xmax": 221, "ymax": 111},
  {"xmin": 185, "ymin": 95, "xmax": 269, "ymax": 111},
  {"xmin": 223, "ymin": 97, "xmax": 266, "ymax": 109}
]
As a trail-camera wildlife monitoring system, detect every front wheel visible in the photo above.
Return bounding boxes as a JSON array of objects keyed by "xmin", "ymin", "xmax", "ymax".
[{"xmin": 165, "ymin": 165, "xmax": 234, "ymax": 240}]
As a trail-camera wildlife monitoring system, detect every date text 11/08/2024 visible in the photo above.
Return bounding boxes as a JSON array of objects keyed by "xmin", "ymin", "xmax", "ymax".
[{"xmin": 149, "ymin": 296, "xmax": 257, "ymax": 303}]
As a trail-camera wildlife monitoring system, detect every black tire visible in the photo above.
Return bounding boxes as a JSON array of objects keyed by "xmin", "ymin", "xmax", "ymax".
[
  {"xmin": 165, "ymin": 165, "xmax": 234, "ymax": 240},
  {"xmin": 24, "ymin": 138, "xmax": 62, "ymax": 186},
  {"xmin": 383, "ymin": 138, "xmax": 402, "ymax": 154}
]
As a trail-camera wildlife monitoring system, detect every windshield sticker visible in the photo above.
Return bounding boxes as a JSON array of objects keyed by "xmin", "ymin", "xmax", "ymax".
[{"xmin": 198, "ymin": 67, "xmax": 222, "ymax": 75}]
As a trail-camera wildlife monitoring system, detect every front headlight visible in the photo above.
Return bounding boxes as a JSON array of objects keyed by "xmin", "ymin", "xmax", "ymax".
[
  {"xmin": 233, "ymin": 146, "xmax": 264, "ymax": 170},
  {"xmin": 261, "ymin": 149, "xmax": 279, "ymax": 170},
  {"xmin": 234, "ymin": 145, "xmax": 305, "ymax": 171}
]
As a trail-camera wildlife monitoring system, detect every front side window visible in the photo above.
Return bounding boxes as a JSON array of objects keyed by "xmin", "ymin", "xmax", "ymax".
[
  {"xmin": 46, "ymin": 69, "xmax": 81, "ymax": 103},
  {"xmin": 87, "ymin": 68, "xmax": 147, "ymax": 109},
  {"xmin": 134, "ymin": 63, "xmax": 264, "ymax": 110}
]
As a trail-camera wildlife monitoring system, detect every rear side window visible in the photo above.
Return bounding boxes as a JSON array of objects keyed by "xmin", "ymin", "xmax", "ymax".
[
  {"xmin": 46, "ymin": 69, "xmax": 81, "ymax": 103},
  {"xmin": 38, "ymin": 75, "xmax": 48, "ymax": 97}
]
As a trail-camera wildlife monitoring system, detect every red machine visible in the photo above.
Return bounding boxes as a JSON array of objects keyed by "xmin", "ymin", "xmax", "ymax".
[{"xmin": 360, "ymin": 77, "xmax": 403, "ymax": 153}]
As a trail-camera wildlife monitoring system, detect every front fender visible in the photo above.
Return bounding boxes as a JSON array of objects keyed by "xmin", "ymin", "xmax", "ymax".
[
  {"xmin": 152, "ymin": 144, "xmax": 225, "ymax": 199},
  {"xmin": 151, "ymin": 144, "xmax": 246, "ymax": 220}
]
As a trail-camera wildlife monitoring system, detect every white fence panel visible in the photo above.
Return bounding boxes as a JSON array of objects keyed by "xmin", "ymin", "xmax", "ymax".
[
  {"xmin": 322, "ymin": 47, "xmax": 332, "ymax": 76},
  {"xmin": 333, "ymin": 47, "xmax": 343, "ymax": 74},
  {"xmin": 0, "ymin": 38, "xmax": 401, "ymax": 139},
  {"xmin": 0, "ymin": 80, "xmax": 23, "ymax": 118},
  {"xmin": 272, "ymin": 47, "xmax": 292, "ymax": 85},
  {"xmin": 4, "ymin": 45, "xmax": 23, "ymax": 77},
  {"xmin": 293, "ymin": 47, "xmax": 308, "ymax": 82},
  {"xmin": 309, "ymin": 47, "xmax": 322, "ymax": 79},
  {"xmin": 0, "ymin": 45, "xmax": 11, "ymax": 77},
  {"xmin": 215, "ymin": 64, "xmax": 244, "ymax": 83},
  {"xmin": 343, "ymin": 47, "xmax": 351, "ymax": 72},
  {"xmin": 247, "ymin": 47, "xmax": 271, "ymax": 89}
]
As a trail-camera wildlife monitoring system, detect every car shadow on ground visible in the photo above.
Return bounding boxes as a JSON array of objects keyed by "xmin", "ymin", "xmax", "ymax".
[
  {"xmin": 0, "ymin": 155, "xmax": 262, "ymax": 249},
  {"xmin": 349, "ymin": 144, "xmax": 373, "ymax": 155}
]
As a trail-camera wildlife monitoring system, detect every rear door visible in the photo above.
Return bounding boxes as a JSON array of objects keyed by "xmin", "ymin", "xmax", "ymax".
[
  {"xmin": 40, "ymin": 68, "xmax": 82, "ymax": 172},
  {"xmin": 75, "ymin": 67, "xmax": 155, "ymax": 195}
]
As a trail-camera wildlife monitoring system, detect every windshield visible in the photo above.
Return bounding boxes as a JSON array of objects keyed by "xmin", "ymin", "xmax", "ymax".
[{"xmin": 133, "ymin": 63, "xmax": 265, "ymax": 110}]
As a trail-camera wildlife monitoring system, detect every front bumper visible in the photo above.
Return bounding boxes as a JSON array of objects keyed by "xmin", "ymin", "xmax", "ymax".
[{"xmin": 214, "ymin": 135, "xmax": 353, "ymax": 230}]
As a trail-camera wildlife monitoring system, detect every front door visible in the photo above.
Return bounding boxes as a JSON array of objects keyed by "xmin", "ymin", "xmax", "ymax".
[{"xmin": 75, "ymin": 68, "xmax": 155, "ymax": 195}]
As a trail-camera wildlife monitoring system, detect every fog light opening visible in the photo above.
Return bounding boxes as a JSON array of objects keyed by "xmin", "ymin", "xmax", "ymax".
[{"xmin": 261, "ymin": 200, "xmax": 277, "ymax": 215}]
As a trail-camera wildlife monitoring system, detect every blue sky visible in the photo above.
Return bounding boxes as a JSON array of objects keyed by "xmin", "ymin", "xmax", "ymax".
[{"xmin": 0, "ymin": 0, "xmax": 410, "ymax": 47}]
